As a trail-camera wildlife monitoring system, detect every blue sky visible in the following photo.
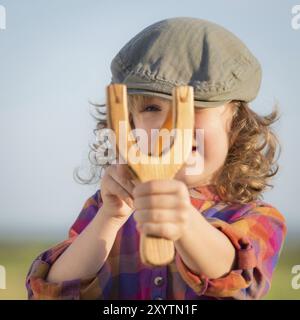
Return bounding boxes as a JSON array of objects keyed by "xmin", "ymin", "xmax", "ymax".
[{"xmin": 0, "ymin": 0, "xmax": 300, "ymax": 239}]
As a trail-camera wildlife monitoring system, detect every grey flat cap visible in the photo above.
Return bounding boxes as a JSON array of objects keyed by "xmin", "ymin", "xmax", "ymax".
[{"xmin": 110, "ymin": 17, "xmax": 262, "ymax": 107}]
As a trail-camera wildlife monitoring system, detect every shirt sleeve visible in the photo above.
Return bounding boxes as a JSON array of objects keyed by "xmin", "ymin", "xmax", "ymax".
[
  {"xmin": 25, "ymin": 190, "xmax": 112, "ymax": 300},
  {"xmin": 175, "ymin": 203, "xmax": 287, "ymax": 299}
]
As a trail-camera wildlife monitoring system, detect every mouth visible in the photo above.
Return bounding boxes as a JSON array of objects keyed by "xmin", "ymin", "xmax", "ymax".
[{"xmin": 192, "ymin": 146, "xmax": 197, "ymax": 152}]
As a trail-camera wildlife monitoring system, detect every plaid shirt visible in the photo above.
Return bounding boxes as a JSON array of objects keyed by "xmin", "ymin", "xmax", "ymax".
[{"xmin": 25, "ymin": 185, "xmax": 286, "ymax": 300}]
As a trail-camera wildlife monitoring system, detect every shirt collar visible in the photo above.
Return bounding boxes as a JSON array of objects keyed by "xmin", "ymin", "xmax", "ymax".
[
  {"xmin": 188, "ymin": 184, "xmax": 222, "ymax": 212},
  {"xmin": 188, "ymin": 184, "xmax": 221, "ymax": 201}
]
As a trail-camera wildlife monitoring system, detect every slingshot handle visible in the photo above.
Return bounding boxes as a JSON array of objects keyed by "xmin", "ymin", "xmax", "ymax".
[{"xmin": 140, "ymin": 235, "xmax": 175, "ymax": 266}]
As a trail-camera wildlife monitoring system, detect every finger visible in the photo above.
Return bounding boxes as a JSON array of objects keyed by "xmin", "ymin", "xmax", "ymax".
[
  {"xmin": 133, "ymin": 209, "xmax": 185, "ymax": 224},
  {"xmin": 105, "ymin": 175, "xmax": 134, "ymax": 208},
  {"xmin": 108, "ymin": 165, "xmax": 135, "ymax": 196},
  {"xmin": 136, "ymin": 222, "xmax": 142, "ymax": 233},
  {"xmin": 117, "ymin": 164, "xmax": 139, "ymax": 188},
  {"xmin": 141, "ymin": 222, "xmax": 178, "ymax": 240},
  {"xmin": 119, "ymin": 162, "xmax": 139, "ymax": 181},
  {"xmin": 132, "ymin": 179, "xmax": 187, "ymax": 198},
  {"xmin": 133, "ymin": 194, "xmax": 180, "ymax": 210}
]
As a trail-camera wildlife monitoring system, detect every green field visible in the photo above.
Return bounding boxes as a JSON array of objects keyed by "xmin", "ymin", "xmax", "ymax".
[{"xmin": 0, "ymin": 238, "xmax": 299, "ymax": 300}]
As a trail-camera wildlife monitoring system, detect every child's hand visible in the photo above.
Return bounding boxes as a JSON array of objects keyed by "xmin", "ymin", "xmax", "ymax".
[
  {"xmin": 100, "ymin": 164, "xmax": 137, "ymax": 226},
  {"xmin": 132, "ymin": 180, "xmax": 194, "ymax": 242}
]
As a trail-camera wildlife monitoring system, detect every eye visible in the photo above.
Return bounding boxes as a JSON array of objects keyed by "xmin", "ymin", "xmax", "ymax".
[{"xmin": 142, "ymin": 104, "xmax": 161, "ymax": 112}]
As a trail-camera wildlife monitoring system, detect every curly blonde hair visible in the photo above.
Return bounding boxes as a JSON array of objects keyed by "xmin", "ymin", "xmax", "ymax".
[
  {"xmin": 215, "ymin": 100, "xmax": 281, "ymax": 203},
  {"xmin": 73, "ymin": 95, "xmax": 281, "ymax": 204}
]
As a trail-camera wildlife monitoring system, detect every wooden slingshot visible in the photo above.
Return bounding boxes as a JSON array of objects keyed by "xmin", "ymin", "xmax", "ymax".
[{"xmin": 106, "ymin": 84, "xmax": 194, "ymax": 267}]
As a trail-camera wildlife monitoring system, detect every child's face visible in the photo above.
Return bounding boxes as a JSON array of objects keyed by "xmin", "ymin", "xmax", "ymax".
[{"xmin": 129, "ymin": 96, "xmax": 234, "ymax": 188}]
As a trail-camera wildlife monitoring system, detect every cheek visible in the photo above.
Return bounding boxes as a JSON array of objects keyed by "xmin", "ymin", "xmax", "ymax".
[
  {"xmin": 204, "ymin": 130, "xmax": 228, "ymax": 164},
  {"xmin": 132, "ymin": 114, "xmax": 165, "ymax": 133},
  {"xmin": 197, "ymin": 119, "xmax": 229, "ymax": 167},
  {"xmin": 130, "ymin": 116, "xmax": 162, "ymax": 154}
]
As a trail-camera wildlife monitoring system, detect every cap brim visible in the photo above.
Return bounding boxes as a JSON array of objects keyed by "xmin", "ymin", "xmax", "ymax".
[{"xmin": 126, "ymin": 88, "xmax": 231, "ymax": 108}]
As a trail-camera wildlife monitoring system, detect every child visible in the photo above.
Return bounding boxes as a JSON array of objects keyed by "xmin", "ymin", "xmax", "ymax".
[{"xmin": 26, "ymin": 17, "xmax": 286, "ymax": 300}]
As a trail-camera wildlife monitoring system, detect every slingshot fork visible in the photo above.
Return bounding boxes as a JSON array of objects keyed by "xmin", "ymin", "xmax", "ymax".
[{"xmin": 106, "ymin": 84, "xmax": 194, "ymax": 267}]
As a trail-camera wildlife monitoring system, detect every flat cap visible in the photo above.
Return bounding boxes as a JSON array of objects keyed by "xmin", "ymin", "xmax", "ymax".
[{"xmin": 110, "ymin": 17, "xmax": 262, "ymax": 107}]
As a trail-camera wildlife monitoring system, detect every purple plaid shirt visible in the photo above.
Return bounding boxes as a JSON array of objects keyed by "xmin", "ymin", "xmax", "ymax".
[{"xmin": 25, "ymin": 185, "xmax": 287, "ymax": 300}]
